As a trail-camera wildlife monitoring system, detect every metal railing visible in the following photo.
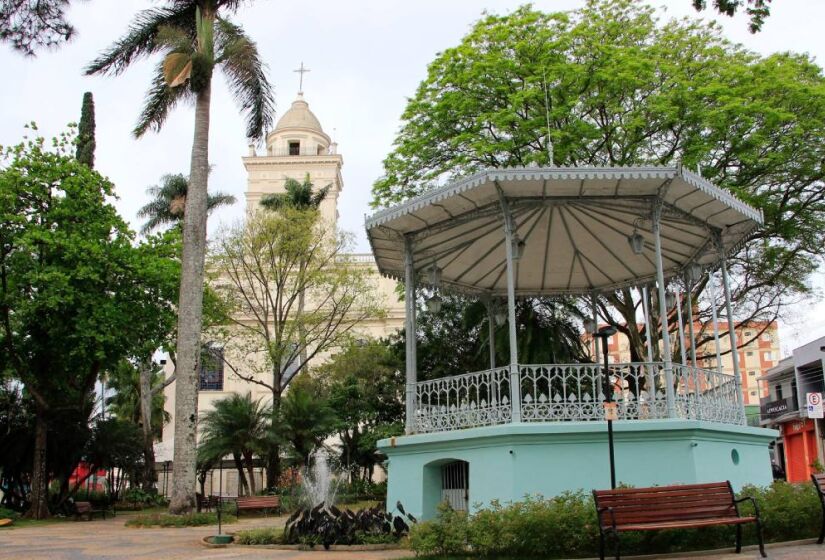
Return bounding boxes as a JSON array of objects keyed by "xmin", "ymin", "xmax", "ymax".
[
  {"xmin": 412, "ymin": 362, "xmax": 745, "ymax": 433},
  {"xmin": 414, "ymin": 367, "xmax": 512, "ymax": 433}
]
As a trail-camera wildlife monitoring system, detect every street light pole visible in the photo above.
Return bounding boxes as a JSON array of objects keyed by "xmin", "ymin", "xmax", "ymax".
[{"xmin": 596, "ymin": 325, "xmax": 618, "ymax": 489}]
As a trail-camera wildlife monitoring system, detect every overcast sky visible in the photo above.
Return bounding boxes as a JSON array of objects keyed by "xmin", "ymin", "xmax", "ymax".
[{"xmin": 2, "ymin": 0, "xmax": 824, "ymax": 353}]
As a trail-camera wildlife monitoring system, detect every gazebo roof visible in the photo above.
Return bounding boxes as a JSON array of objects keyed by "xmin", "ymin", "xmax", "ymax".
[{"xmin": 365, "ymin": 166, "xmax": 762, "ymax": 297}]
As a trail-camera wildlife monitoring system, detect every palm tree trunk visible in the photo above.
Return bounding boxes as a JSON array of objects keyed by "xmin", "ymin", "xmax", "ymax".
[
  {"xmin": 138, "ymin": 359, "xmax": 156, "ymax": 490},
  {"xmin": 243, "ymin": 452, "xmax": 257, "ymax": 495},
  {"xmin": 232, "ymin": 453, "xmax": 249, "ymax": 496},
  {"xmin": 169, "ymin": 79, "xmax": 212, "ymax": 514}
]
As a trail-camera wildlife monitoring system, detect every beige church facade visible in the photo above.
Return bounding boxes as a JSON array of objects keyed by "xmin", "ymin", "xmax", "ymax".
[{"xmin": 156, "ymin": 94, "xmax": 405, "ymax": 468}]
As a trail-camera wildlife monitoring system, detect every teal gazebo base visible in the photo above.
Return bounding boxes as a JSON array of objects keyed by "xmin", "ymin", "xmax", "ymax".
[{"xmin": 379, "ymin": 420, "xmax": 778, "ymax": 520}]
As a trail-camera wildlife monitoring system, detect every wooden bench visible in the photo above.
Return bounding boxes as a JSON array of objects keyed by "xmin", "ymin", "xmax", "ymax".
[
  {"xmin": 812, "ymin": 473, "xmax": 825, "ymax": 543},
  {"xmin": 593, "ymin": 481, "xmax": 765, "ymax": 560},
  {"xmin": 235, "ymin": 495, "xmax": 280, "ymax": 516},
  {"xmin": 74, "ymin": 501, "xmax": 107, "ymax": 521}
]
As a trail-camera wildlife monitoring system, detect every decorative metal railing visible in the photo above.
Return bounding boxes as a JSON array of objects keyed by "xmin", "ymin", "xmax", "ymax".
[
  {"xmin": 672, "ymin": 364, "xmax": 745, "ymax": 424},
  {"xmin": 519, "ymin": 363, "xmax": 668, "ymax": 422},
  {"xmin": 414, "ymin": 367, "xmax": 512, "ymax": 433},
  {"xmin": 412, "ymin": 362, "xmax": 744, "ymax": 433}
]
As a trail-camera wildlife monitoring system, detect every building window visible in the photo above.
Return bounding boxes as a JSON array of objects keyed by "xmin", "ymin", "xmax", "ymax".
[
  {"xmin": 762, "ymin": 332, "xmax": 772, "ymax": 342},
  {"xmin": 776, "ymin": 384, "xmax": 783, "ymax": 400},
  {"xmin": 746, "ymin": 351, "xmax": 754, "ymax": 356},
  {"xmin": 750, "ymin": 390, "xmax": 757, "ymax": 397},
  {"xmin": 744, "ymin": 331, "xmax": 753, "ymax": 337},
  {"xmin": 748, "ymin": 371, "xmax": 756, "ymax": 376},
  {"xmin": 288, "ymin": 141, "xmax": 300, "ymax": 155},
  {"xmin": 764, "ymin": 351, "xmax": 773, "ymax": 361},
  {"xmin": 200, "ymin": 346, "xmax": 224, "ymax": 391}
]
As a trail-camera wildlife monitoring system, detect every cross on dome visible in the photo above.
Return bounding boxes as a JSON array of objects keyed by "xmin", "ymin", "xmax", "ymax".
[{"xmin": 293, "ymin": 62, "xmax": 310, "ymax": 94}]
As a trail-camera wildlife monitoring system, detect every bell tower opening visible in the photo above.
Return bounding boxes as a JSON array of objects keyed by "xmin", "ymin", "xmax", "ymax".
[{"xmin": 288, "ymin": 141, "xmax": 300, "ymax": 155}]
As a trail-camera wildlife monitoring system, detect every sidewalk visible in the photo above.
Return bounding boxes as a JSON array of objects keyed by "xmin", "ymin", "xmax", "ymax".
[{"xmin": 1, "ymin": 514, "xmax": 823, "ymax": 559}]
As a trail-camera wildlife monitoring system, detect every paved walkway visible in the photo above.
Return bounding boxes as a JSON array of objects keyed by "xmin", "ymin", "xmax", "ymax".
[{"xmin": 1, "ymin": 514, "xmax": 823, "ymax": 559}]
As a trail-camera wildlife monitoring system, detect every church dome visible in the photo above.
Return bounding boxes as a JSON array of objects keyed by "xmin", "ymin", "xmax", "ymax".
[{"xmin": 274, "ymin": 93, "xmax": 324, "ymax": 134}]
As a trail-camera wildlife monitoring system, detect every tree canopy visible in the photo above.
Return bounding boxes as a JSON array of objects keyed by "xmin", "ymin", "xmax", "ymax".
[{"xmin": 372, "ymin": 0, "xmax": 825, "ymax": 360}]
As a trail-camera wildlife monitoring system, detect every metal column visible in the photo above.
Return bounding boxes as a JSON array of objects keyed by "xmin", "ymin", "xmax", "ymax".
[
  {"xmin": 684, "ymin": 273, "xmax": 698, "ymax": 367},
  {"xmin": 404, "ymin": 237, "xmax": 417, "ymax": 434},
  {"xmin": 641, "ymin": 286, "xmax": 657, "ymax": 400},
  {"xmin": 719, "ymin": 246, "xmax": 746, "ymax": 421},
  {"xmin": 498, "ymin": 191, "xmax": 521, "ymax": 422},
  {"xmin": 708, "ymin": 272, "xmax": 723, "ymax": 371},
  {"xmin": 652, "ymin": 204, "xmax": 676, "ymax": 417},
  {"xmin": 675, "ymin": 287, "xmax": 687, "ymax": 366}
]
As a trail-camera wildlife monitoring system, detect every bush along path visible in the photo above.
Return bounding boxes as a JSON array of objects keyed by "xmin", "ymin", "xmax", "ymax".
[{"xmin": 409, "ymin": 482, "xmax": 822, "ymax": 558}]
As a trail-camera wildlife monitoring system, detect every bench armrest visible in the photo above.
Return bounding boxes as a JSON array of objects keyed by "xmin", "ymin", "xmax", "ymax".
[
  {"xmin": 733, "ymin": 496, "xmax": 760, "ymax": 519},
  {"xmin": 596, "ymin": 506, "xmax": 618, "ymax": 531}
]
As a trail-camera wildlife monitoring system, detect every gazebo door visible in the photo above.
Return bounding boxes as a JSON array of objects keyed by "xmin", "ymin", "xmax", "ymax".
[{"xmin": 441, "ymin": 460, "xmax": 469, "ymax": 511}]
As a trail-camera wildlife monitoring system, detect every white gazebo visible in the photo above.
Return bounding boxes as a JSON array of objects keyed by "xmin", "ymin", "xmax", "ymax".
[{"xmin": 368, "ymin": 166, "xmax": 778, "ymax": 520}]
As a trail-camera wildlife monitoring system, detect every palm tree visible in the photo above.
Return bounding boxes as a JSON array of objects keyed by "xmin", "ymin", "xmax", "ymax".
[
  {"xmin": 86, "ymin": 1, "xmax": 273, "ymax": 513},
  {"xmin": 198, "ymin": 392, "xmax": 269, "ymax": 496},
  {"xmin": 260, "ymin": 174, "xmax": 330, "ymax": 211},
  {"xmin": 138, "ymin": 173, "xmax": 236, "ymax": 234},
  {"xmin": 276, "ymin": 383, "xmax": 336, "ymax": 468}
]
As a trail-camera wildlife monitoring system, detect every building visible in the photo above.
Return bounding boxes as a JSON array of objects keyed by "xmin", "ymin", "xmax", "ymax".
[
  {"xmin": 155, "ymin": 92, "xmax": 405, "ymax": 493},
  {"xmin": 602, "ymin": 320, "xmax": 780, "ymax": 408},
  {"xmin": 760, "ymin": 335, "xmax": 825, "ymax": 482}
]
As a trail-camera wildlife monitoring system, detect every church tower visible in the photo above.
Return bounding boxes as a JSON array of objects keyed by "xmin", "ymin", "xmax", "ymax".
[{"xmin": 243, "ymin": 92, "xmax": 342, "ymax": 226}]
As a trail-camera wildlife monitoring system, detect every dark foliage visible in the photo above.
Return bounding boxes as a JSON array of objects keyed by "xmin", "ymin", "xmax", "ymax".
[
  {"xmin": 76, "ymin": 92, "xmax": 95, "ymax": 168},
  {"xmin": 0, "ymin": 0, "xmax": 82, "ymax": 55},
  {"xmin": 283, "ymin": 503, "xmax": 414, "ymax": 549},
  {"xmin": 692, "ymin": 0, "xmax": 771, "ymax": 33}
]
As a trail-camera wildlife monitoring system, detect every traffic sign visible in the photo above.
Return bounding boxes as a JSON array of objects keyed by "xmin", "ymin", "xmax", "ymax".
[{"xmin": 807, "ymin": 392, "xmax": 823, "ymax": 419}]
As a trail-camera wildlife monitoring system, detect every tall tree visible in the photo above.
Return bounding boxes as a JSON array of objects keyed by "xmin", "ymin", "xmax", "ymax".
[
  {"xmin": 210, "ymin": 207, "xmax": 383, "ymax": 488},
  {"xmin": 76, "ymin": 92, "xmax": 95, "ymax": 168},
  {"xmin": 137, "ymin": 173, "xmax": 236, "ymax": 234},
  {"xmin": 372, "ymin": 0, "xmax": 825, "ymax": 364},
  {"xmin": 0, "ymin": 0, "xmax": 81, "ymax": 55},
  {"xmin": 0, "ymin": 129, "xmax": 177, "ymax": 518},
  {"xmin": 86, "ymin": 0, "xmax": 274, "ymax": 513}
]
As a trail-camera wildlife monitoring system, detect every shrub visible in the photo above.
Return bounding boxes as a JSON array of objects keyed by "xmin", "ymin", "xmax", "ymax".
[
  {"xmin": 0, "ymin": 507, "xmax": 21, "ymax": 520},
  {"xmin": 234, "ymin": 527, "xmax": 283, "ymax": 545},
  {"xmin": 409, "ymin": 502, "xmax": 470, "ymax": 556},
  {"xmin": 125, "ymin": 512, "xmax": 237, "ymax": 528},
  {"xmin": 409, "ymin": 482, "xmax": 825, "ymax": 558}
]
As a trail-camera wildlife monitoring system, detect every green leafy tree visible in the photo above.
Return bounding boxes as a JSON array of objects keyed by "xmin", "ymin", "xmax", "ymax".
[
  {"xmin": 106, "ymin": 360, "xmax": 170, "ymax": 439},
  {"xmin": 86, "ymin": 0, "xmax": 274, "ymax": 513},
  {"xmin": 137, "ymin": 173, "xmax": 236, "ymax": 234},
  {"xmin": 210, "ymin": 207, "xmax": 384, "ymax": 488},
  {"xmin": 76, "ymin": 92, "xmax": 95, "ymax": 167},
  {"xmin": 372, "ymin": 0, "xmax": 825, "ymax": 364},
  {"xmin": 316, "ymin": 340, "xmax": 404, "ymax": 481},
  {"xmin": 0, "ymin": 128, "xmax": 181, "ymax": 518},
  {"xmin": 197, "ymin": 392, "xmax": 269, "ymax": 495}
]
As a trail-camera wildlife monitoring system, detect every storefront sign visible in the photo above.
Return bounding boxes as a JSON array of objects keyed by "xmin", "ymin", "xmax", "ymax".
[{"xmin": 761, "ymin": 398, "xmax": 792, "ymax": 417}]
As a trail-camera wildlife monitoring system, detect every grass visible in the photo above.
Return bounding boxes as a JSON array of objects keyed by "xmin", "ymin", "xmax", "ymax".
[{"xmin": 125, "ymin": 511, "xmax": 237, "ymax": 528}]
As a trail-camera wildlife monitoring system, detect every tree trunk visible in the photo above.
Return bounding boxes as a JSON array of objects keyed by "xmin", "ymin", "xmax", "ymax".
[
  {"xmin": 169, "ymin": 78, "xmax": 212, "ymax": 514},
  {"xmin": 25, "ymin": 409, "xmax": 50, "ymax": 519},
  {"xmin": 232, "ymin": 453, "xmax": 249, "ymax": 496},
  {"xmin": 138, "ymin": 360, "xmax": 157, "ymax": 490},
  {"xmin": 244, "ymin": 452, "xmax": 257, "ymax": 495},
  {"xmin": 265, "ymin": 386, "xmax": 282, "ymax": 491}
]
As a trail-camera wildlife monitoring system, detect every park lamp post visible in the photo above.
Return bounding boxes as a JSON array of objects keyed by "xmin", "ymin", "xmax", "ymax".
[{"xmin": 595, "ymin": 325, "xmax": 618, "ymax": 489}]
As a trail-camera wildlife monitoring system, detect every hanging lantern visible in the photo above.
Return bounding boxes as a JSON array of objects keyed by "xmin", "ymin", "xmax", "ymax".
[
  {"xmin": 583, "ymin": 317, "xmax": 597, "ymax": 334},
  {"xmin": 511, "ymin": 234, "xmax": 526, "ymax": 260},
  {"xmin": 426, "ymin": 293, "xmax": 443, "ymax": 314},
  {"xmin": 665, "ymin": 291, "xmax": 677, "ymax": 309},
  {"xmin": 494, "ymin": 307, "xmax": 507, "ymax": 326},
  {"xmin": 686, "ymin": 262, "xmax": 703, "ymax": 284},
  {"xmin": 428, "ymin": 264, "xmax": 442, "ymax": 287},
  {"xmin": 627, "ymin": 230, "xmax": 645, "ymax": 255}
]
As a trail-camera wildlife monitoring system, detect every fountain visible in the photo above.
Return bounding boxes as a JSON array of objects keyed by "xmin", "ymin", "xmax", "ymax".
[{"xmin": 300, "ymin": 449, "xmax": 339, "ymax": 509}]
